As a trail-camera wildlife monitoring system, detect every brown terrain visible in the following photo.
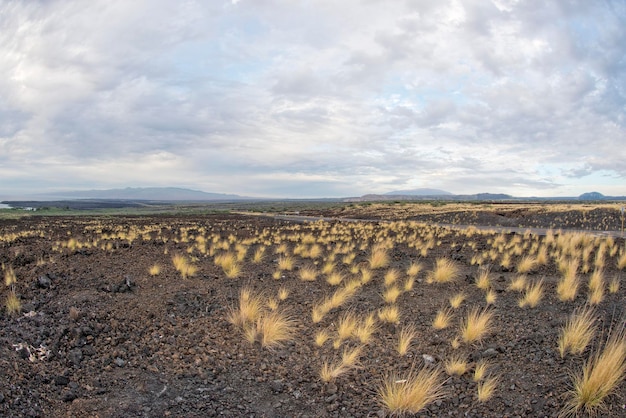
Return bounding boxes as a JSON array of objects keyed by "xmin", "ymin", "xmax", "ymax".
[{"xmin": 1, "ymin": 203, "xmax": 625, "ymax": 417}]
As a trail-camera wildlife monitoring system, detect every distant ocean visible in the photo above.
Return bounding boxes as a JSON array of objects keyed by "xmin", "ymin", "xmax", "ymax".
[{"xmin": 0, "ymin": 203, "xmax": 12, "ymax": 209}]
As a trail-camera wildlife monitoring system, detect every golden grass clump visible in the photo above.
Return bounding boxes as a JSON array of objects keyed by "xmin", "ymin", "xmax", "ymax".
[
  {"xmin": 227, "ymin": 287, "xmax": 263, "ymax": 328},
  {"xmin": 4, "ymin": 265, "xmax": 17, "ymax": 286},
  {"xmin": 449, "ymin": 292, "xmax": 466, "ymax": 309},
  {"xmin": 460, "ymin": 307, "xmax": 494, "ymax": 344},
  {"xmin": 360, "ymin": 268, "xmax": 373, "ymax": 284},
  {"xmin": 326, "ymin": 271, "xmax": 344, "ymax": 286},
  {"xmin": 608, "ymin": 276, "xmax": 620, "ymax": 294},
  {"xmin": 617, "ymin": 251, "xmax": 626, "ymax": 270},
  {"xmin": 377, "ymin": 366, "xmax": 446, "ymax": 415},
  {"xmin": 561, "ymin": 327, "xmax": 626, "ymax": 416},
  {"xmin": 353, "ymin": 313, "xmax": 377, "ymax": 344},
  {"xmin": 516, "ymin": 255, "xmax": 537, "ymax": 274},
  {"xmin": 558, "ymin": 306, "xmax": 596, "ymax": 358},
  {"xmin": 252, "ymin": 246, "xmax": 265, "ymax": 263},
  {"xmin": 298, "ymin": 265, "xmax": 317, "ymax": 281},
  {"xmin": 384, "ymin": 268, "xmax": 400, "ymax": 287},
  {"xmin": 473, "ymin": 360, "xmax": 489, "ymax": 382},
  {"xmin": 378, "ymin": 305, "xmax": 400, "ymax": 324},
  {"xmin": 427, "ymin": 258, "xmax": 460, "ymax": 284},
  {"xmin": 278, "ymin": 287, "xmax": 289, "ymax": 300},
  {"xmin": 148, "ymin": 264, "xmax": 161, "ymax": 276},
  {"xmin": 432, "ymin": 307, "xmax": 453, "ymax": 330},
  {"xmin": 508, "ymin": 275, "xmax": 527, "ymax": 292},
  {"xmin": 5, "ymin": 291, "xmax": 21, "ymax": 315},
  {"xmin": 368, "ymin": 243, "xmax": 390, "ymax": 269},
  {"xmin": 444, "ymin": 353, "xmax": 468, "ymax": 376},
  {"xmin": 518, "ymin": 279, "xmax": 544, "ymax": 308},
  {"xmin": 588, "ymin": 269, "xmax": 604, "ymax": 305},
  {"xmin": 475, "ymin": 268, "xmax": 491, "ymax": 290},
  {"xmin": 477, "ymin": 376, "xmax": 499, "ymax": 402},
  {"xmin": 397, "ymin": 326, "xmax": 417, "ymax": 356},
  {"xmin": 315, "ymin": 330, "xmax": 330, "ymax": 347},
  {"xmin": 256, "ymin": 310, "xmax": 297, "ymax": 349},
  {"xmin": 383, "ymin": 286, "xmax": 402, "ymax": 304},
  {"xmin": 407, "ymin": 262, "xmax": 422, "ymax": 278},
  {"xmin": 277, "ymin": 255, "xmax": 295, "ymax": 271},
  {"xmin": 172, "ymin": 254, "xmax": 197, "ymax": 279},
  {"xmin": 336, "ymin": 312, "xmax": 358, "ymax": 341},
  {"xmin": 485, "ymin": 289, "xmax": 497, "ymax": 305}
]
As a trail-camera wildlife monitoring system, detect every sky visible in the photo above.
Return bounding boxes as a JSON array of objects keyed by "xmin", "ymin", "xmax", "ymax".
[{"xmin": 1, "ymin": 0, "xmax": 625, "ymax": 199}]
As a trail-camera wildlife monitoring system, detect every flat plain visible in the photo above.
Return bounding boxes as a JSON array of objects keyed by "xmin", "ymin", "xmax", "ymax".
[{"xmin": 1, "ymin": 202, "xmax": 625, "ymax": 417}]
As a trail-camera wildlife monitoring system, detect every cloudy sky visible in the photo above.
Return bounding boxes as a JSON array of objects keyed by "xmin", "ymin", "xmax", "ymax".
[{"xmin": 1, "ymin": 0, "xmax": 625, "ymax": 198}]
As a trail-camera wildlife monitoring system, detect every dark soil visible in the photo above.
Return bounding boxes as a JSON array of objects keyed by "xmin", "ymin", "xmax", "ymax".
[{"xmin": 1, "ymin": 212, "xmax": 625, "ymax": 417}]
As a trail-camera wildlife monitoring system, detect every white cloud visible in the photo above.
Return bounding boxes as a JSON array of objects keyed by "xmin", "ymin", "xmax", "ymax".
[{"xmin": 0, "ymin": 0, "xmax": 624, "ymax": 198}]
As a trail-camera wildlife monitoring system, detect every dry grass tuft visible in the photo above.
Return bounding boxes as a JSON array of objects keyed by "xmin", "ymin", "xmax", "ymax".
[
  {"xmin": 299, "ymin": 265, "xmax": 318, "ymax": 281},
  {"xmin": 148, "ymin": 264, "xmax": 161, "ymax": 276},
  {"xmin": 315, "ymin": 330, "xmax": 330, "ymax": 347},
  {"xmin": 432, "ymin": 307, "xmax": 453, "ymax": 330},
  {"xmin": 477, "ymin": 376, "xmax": 499, "ymax": 402},
  {"xmin": 384, "ymin": 269, "xmax": 400, "ymax": 286},
  {"xmin": 5, "ymin": 291, "xmax": 21, "ymax": 315},
  {"xmin": 378, "ymin": 305, "xmax": 401, "ymax": 324},
  {"xmin": 517, "ymin": 255, "xmax": 537, "ymax": 274},
  {"xmin": 397, "ymin": 326, "xmax": 417, "ymax": 356},
  {"xmin": 518, "ymin": 279, "xmax": 544, "ymax": 308},
  {"xmin": 475, "ymin": 268, "xmax": 491, "ymax": 290},
  {"xmin": 558, "ymin": 306, "xmax": 596, "ymax": 358},
  {"xmin": 485, "ymin": 289, "xmax": 497, "ymax": 305},
  {"xmin": 427, "ymin": 258, "xmax": 460, "ymax": 283},
  {"xmin": 444, "ymin": 353, "xmax": 468, "ymax": 376},
  {"xmin": 449, "ymin": 292, "xmax": 466, "ymax": 309},
  {"xmin": 460, "ymin": 307, "xmax": 494, "ymax": 344},
  {"xmin": 473, "ymin": 360, "xmax": 489, "ymax": 382},
  {"xmin": 383, "ymin": 286, "xmax": 402, "ymax": 304},
  {"xmin": 277, "ymin": 255, "xmax": 295, "ymax": 271},
  {"xmin": 172, "ymin": 254, "xmax": 197, "ymax": 279},
  {"xmin": 353, "ymin": 314, "xmax": 377, "ymax": 344},
  {"xmin": 508, "ymin": 275, "xmax": 527, "ymax": 292},
  {"xmin": 368, "ymin": 243, "xmax": 390, "ymax": 269},
  {"xmin": 378, "ymin": 366, "xmax": 446, "ymax": 415},
  {"xmin": 561, "ymin": 326, "xmax": 626, "ymax": 416},
  {"xmin": 407, "ymin": 262, "xmax": 422, "ymax": 278},
  {"xmin": 256, "ymin": 310, "xmax": 297, "ymax": 349}
]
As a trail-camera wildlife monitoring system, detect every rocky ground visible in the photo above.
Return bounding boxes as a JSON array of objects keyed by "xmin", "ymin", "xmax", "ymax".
[{"xmin": 0, "ymin": 210, "xmax": 625, "ymax": 417}]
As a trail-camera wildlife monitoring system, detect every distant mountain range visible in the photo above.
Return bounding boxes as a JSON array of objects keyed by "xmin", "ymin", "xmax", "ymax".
[
  {"xmin": 36, "ymin": 187, "xmax": 248, "ymax": 201},
  {"xmin": 346, "ymin": 191, "xmax": 626, "ymax": 202},
  {"xmin": 384, "ymin": 188, "xmax": 453, "ymax": 196}
]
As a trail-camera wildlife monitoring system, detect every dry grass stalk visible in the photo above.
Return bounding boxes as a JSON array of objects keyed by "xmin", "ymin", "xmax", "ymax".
[{"xmin": 477, "ymin": 376, "xmax": 499, "ymax": 402}]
